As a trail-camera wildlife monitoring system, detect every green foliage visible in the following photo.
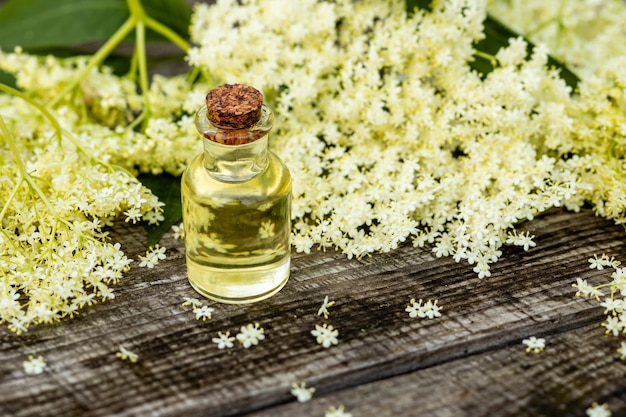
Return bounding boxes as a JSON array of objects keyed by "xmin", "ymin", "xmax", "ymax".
[
  {"xmin": 405, "ymin": 0, "xmax": 433, "ymax": 12},
  {"xmin": 138, "ymin": 174, "xmax": 182, "ymax": 247},
  {"xmin": 0, "ymin": 0, "xmax": 191, "ymax": 52},
  {"xmin": 0, "ymin": 69, "xmax": 16, "ymax": 89},
  {"xmin": 0, "ymin": 0, "xmax": 128, "ymax": 50}
]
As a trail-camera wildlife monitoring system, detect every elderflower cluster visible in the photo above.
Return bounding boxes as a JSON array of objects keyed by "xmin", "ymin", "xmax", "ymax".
[
  {"xmin": 487, "ymin": 0, "xmax": 626, "ymax": 80},
  {"xmin": 486, "ymin": 1, "xmax": 626, "ymax": 229},
  {"xmin": 0, "ymin": 135, "xmax": 147, "ymax": 332},
  {"xmin": 187, "ymin": 0, "xmax": 625, "ymax": 279},
  {"xmin": 0, "ymin": 50, "xmax": 205, "ymax": 177},
  {"xmin": 2, "ymin": 0, "xmax": 626, "ymax": 332},
  {"xmin": 0, "ymin": 48, "xmax": 207, "ymax": 332},
  {"xmin": 574, "ymin": 255, "xmax": 626, "ymax": 348}
]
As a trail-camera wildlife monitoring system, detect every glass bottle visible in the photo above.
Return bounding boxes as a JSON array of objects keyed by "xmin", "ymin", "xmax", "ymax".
[{"xmin": 181, "ymin": 84, "xmax": 292, "ymax": 304}]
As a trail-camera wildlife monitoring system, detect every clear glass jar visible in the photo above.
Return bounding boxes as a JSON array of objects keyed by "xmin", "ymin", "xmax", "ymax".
[{"xmin": 181, "ymin": 95, "xmax": 291, "ymax": 304}]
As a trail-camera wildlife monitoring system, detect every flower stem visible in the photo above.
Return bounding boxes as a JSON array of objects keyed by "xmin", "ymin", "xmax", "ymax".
[
  {"xmin": 144, "ymin": 15, "xmax": 191, "ymax": 52},
  {"xmin": 49, "ymin": 15, "xmax": 136, "ymax": 108},
  {"xmin": 0, "ymin": 83, "xmax": 63, "ymax": 143},
  {"xmin": 0, "ymin": 115, "xmax": 86, "ymax": 235},
  {"xmin": 135, "ymin": 19, "xmax": 151, "ymax": 131},
  {"xmin": 474, "ymin": 50, "xmax": 498, "ymax": 68}
]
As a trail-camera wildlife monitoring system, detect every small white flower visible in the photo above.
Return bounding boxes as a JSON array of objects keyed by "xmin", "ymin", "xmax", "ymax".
[
  {"xmin": 589, "ymin": 254, "xmax": 605, "ymax": 270},
  {"xmin": 586, "ymin": 402, "xmax": 612, "ymax": 417},
  {"xmin": 311, "ymin": 323, "xmax": 339, "ymax": 348},
  {"xmin": 193, "ymin": 305, "xmax": 215, "ymax": 321},
  {"xmin": 212, "ymin": 331, "xmax": 235, "ymax": 349},
  {"xmin": 406, "ymin": 298, "xmax": 442, "ymax": 319},
  {"xmin": 144, "ymin": 210, "xmax": 165, "ymax": 225},
  {"xmin": 123, "ymin": 207, "xmax": 143, "ymax": 223},
  {"xmin": 600, "ymin": 297, "xmax": 623, "ymax": 315},
  {"xmin": 181, "ymin": 297, "xmax": 203, "ymax": 308},
  {"xmin": 517, "ymin": 232, "xmax": 536, "ymax": 251},
  {"xmin": 573, "ymin": 278, "xmax": 604, "ymax": 300},
  {"xmin": 522, "ymin": 336, "xmax": 546, "ymax": 353},
  {"xmin": 171, "ymin": 223, "xmax": 185, "ymax": 240},
  {"xmin": 602, "ymin": 316, "xmax": 624, "ymax": 336},
  {"xmin": 138, "ymin": 245, "xmax": 167, "ymax": 268},
  {"xmin": 317, "ymin": 295, "xmax": 335, "ymax": 319},
  {"xmin": 116, "ymin": 346, "xmax": 139, "ymax": 363},
  {"xmin": 589, "ymin": 254, "xmax": 619, "ymax": 270},
  {"xmin": 421, "ymin": 299, "xmax": 442, "ymax": 319},
  {"xmin": 236, "ymin": 323, "xmax": 265, "ymax": 348},
  {"xmin": 325, "ymin": 405, "xmax": 352, "ymax": 417},
  {"xmin": 23, "ymin": 355, "xmax": 46, "ymax": 375},
  {"xmin": 290, "ymin": 381, "xmax": 315, "ymax": 402},
  {"xmin": 405, "ymin": 298, "xmax": 423, "ymax": 318}
]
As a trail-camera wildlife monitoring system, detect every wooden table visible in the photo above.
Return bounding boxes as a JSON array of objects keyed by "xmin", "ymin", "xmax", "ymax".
[{"xmin": 1, "ymin": 207, "xmax": 626, "ymax": 417}]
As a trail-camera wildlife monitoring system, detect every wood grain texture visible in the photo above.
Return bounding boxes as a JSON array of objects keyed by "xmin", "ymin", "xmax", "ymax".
[{"xmin": 1, "ymin": 208, "xmax": 625, "ymax": 417}]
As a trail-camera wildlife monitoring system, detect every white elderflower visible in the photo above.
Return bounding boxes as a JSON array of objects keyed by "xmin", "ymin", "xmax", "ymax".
[
  {"xmin": 589, "ymin": 254, "xmax": 620, "ymax": 270},
  {"xmin": 181, "ymin": 297, "xmax": 203, "ymax": 308},
  {"xmin": 586, "ymin": 402, "xmax": 612, "ymax": 417},
  {"xmin": 290, "ymin": 381, "xmax": 315, "ymax": 403},
  {"xmin": 144, "ymin": 210, "xmax": 165, "ymax": 225},
  {"xmin": 138, "ymin": 245, "xmax": 167, "ymax": 269},
  {"xmin": 317, "ymin": 295, "xmax": 335, "ymax": 319},
  {"xmin": 212, "ymin": 331, "xmax": 235, "ymax": 349},
  {"xmin": 325, "ymin": 405, "xmax": 352, "ymax": 417},
  {"xmin": 405, "ymin": 298, "xmax": 442, "ymax": 319},
  {"xmin": 405, "ymin": 298, "xmax": 423, "ymax": 318},
  {"xmin": 236, "ymin": 323, "xmax": 265, "ymax": 348},
  {"xmin": 23, "ymin": 355, "xmax": 46, "ymax": 375},
  {"xmin": 311, "ymin": 323, "xmax": 339, "ymax": 348},
  {"xmin": 123, "ymin": 207, "xmax": 143, "ymax": 224},
  {"xmin": 600, "ymin": 297, "xmax": 623, "ymax": 315},
  {"xmin": 573, "ymin": 278, "xmax": 604, "ymax": 300},
  {"xmin": 421, "ymin": 299, "xmax": 443, "ymax": 319},
  {"xmin": 602, "ymin": 316, "xmax": 623, "ymax": 337},
  {"xmin": 171, "ymin": 223, "xmax": 185, "ymax": 240},
  {"xmin": 506, "ymin": 230, "xmax": 536, "ymax": 251},
  {"xmin": 522, "ymin": 336, "xmax": 546, "ymax": 353},
  {"xmin": 193, "ymin": 306, "xmax": 215, "ymax": 321},
  {"xmin": 116, "ymin": 346, "xmax": 139, "ymax": 363}
]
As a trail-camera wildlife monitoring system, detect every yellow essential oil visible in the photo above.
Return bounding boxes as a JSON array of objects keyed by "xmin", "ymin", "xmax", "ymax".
[{"xmin": 181, "ymin": 84, "xmax": 291, "ymax": 303}]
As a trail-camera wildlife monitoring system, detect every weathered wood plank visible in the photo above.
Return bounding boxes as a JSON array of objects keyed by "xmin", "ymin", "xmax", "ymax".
[
  {"xmin": 247, "ymin": 322, "xmax": 626, "ymax": 417},
  {"xmin": 0, "ymin": 208, "xmax": 624, "ymax": 417}
]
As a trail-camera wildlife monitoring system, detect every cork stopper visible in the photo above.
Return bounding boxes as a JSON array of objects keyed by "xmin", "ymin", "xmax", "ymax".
[{"xmin": 205, "ymin": 84, "xmax": 263, "ymax": 130}]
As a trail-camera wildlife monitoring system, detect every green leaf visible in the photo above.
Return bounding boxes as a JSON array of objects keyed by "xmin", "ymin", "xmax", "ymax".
[
  {"xmin": 0, "ymin": 69, "xmax": 17, "ymax": 89},
  {"xmin": 405, "ymin": 0, "xmax": 433, "ymax": 13},
  {"xmin": 0, "ymin": 0, "xmax": 191, "ymax": 52},
  {"xmin": 138, "ymin": 173, "xmax": 182, "ymax": 247},
  {"xmin": 0, "ymin": 0, "xmax": 129, "ymax": 50}
]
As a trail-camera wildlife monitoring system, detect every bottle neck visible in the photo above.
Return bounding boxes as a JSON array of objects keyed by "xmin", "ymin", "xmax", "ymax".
[
  {"xmin": 202, "ymin": 136, "xmax": 269, "ymax": 182},
  {"xmin": 195, "ymin": 104, "xmax": 273, "ymax": 182}
]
